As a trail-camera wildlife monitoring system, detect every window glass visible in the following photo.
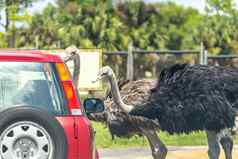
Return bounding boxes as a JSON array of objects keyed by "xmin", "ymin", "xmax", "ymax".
[{"xmin": 0, "ymin": 62, "xmax": 65, "ymax": 115}]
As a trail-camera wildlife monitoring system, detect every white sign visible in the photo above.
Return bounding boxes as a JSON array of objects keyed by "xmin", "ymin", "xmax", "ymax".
[
  {"xmin": 77, "ymin": 49, "xmax": 102, "ymax": 90},
  {"xmin": 44, "ymin": 49, "xmax": 102, "ymax": 91}
]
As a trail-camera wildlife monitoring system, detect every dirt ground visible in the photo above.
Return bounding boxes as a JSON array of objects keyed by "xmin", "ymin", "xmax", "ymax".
[{"xmin": 99, "ymin": 146, "xmax": 238, "ymax": 159}]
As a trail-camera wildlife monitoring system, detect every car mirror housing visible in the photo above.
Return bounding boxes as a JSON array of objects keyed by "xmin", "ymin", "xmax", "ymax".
[{"xmin": 83, "ymin": 98, "xmax": 104, "ymax": 114}]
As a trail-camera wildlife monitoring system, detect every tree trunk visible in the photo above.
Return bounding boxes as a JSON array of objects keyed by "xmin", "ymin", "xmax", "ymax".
[
  {"xmin": 10, "ymin": 26, "xmax": 16, "ymax": 48},
  {"xmin": 5, "ymin": 1, "xmax": 17, "ymax": 48},
  {"xmin": 5, "ymin": 5, "xmax": 11, "ymax": 48}
]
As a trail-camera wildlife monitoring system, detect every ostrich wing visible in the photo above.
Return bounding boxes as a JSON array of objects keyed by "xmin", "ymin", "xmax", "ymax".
[
  {"xmin": 130, "ymin": 64, "xmax": 237, "ymax": 134},
  {"xmin": 119, "ymin": 79, "xmax": 156, "ymax": 107},
  {"xmin": 105, "ymin": 79, "xmax": 159, "ymax": 133}
]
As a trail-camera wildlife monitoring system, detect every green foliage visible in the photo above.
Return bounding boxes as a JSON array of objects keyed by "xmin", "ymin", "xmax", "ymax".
[
  {"xmin": 206, "ymin": 0, "xmax": 236, "ymax": 14},
  {"xmin": 0, "ymin": 0, "xmax": 238, "ymax": 76},
  {"xmin": 202, "ymin": 0, "xmax": 238, "ymax": 55},
  {"xmin": 15, "ymin": 1, "xmax": 205, "ymax": 50},
  {"xmin": 0, "ymin": 32, "xmax": 7, "ymax": 48},
  {"xmin": 0, "ymin": 0, "xmax": 39, "ymax": 47},
  {"xmin": 0, "ymin": 0, "xmax": 237, "ymax": 52}
]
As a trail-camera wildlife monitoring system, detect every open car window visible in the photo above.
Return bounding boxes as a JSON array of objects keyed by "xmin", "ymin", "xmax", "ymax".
[{"xmin": 0, "ymin": 62, "xmax": 67, "ymax": 115}]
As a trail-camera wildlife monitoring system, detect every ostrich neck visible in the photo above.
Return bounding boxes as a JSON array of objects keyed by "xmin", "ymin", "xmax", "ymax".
[
  {"xmin": 72, "ymin": 54, "xmax": 80, "ymax": 88},
  {"xmin": 108, "ymin": 74, "xmax": 133, "ymax": 113}
]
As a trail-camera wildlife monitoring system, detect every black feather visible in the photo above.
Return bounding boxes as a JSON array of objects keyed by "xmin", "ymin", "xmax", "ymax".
[{"xmin": 130, "ymin": 64, "xmax": 237, "ymax": 134}]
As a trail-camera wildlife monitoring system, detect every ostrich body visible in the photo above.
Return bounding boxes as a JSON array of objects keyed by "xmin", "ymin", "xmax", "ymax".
[
  {"xmin": 130, "ymin": 64, "xmax": 237, "ymax": 133},
  {"xmin": 97, "ymin": 64, "xmax": 238, "ymax": 159}
]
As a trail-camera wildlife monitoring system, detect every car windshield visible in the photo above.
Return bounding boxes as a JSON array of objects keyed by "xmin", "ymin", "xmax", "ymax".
[{"xmin": 0, "ymin": 62, "xmax": 66, "ymax": 115}]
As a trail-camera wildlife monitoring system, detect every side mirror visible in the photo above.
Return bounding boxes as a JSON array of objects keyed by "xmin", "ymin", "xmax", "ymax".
[{"xmin": 83, "ymin": 98, "xmax": 104, "ymax": 114}]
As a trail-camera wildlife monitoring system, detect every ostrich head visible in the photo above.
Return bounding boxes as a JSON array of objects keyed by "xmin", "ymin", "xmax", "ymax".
[
  {"xmin": 64, "ymin": 45, "xmax": 80, "ymax": 62},
  {"xmin": 95, "ymin": 66, "xmax": 134, "ymax": 113},
  {"xmin": 95, "ymin": 66, "xmax": 115, "ymax": 81}
]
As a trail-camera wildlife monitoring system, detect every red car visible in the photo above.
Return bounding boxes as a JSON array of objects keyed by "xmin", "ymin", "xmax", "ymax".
[{"xmin": 0, "ymin": 50, "xmax": 104, "ymax": 159}]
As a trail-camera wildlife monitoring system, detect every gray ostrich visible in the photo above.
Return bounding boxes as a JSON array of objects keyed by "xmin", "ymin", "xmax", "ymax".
[
  {"xmin": 89, "ymin": 79, "xmax": 164, "ymax": 159},
  {"xmin": 64, "ymin": 46, "xmax": 81, "ymax": 87},
  {"xmin": 95, "ymin": 64, "xmax": 238, "ymax": 159}
]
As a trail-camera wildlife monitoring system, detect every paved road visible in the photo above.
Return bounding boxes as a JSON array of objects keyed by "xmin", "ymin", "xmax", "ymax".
[{"xmin": 99, "ymin": 146, "xmax": 238, "ymax": 159}]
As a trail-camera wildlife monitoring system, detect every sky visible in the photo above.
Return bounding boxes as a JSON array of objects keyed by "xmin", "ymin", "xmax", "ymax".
[
  {"xmin": 146, "ymin": 0, "xmax": 206, "ymax": 11},
  {"xmin": 147, "ymin": 0, "xmax": 238, "ymax": 12},
  {"xmin": 28, "ymin": 0, "xmax": 56, "ymax": 13},
  {"xmin": 30, "ymin": 0, "xmax": 207, "ymax": 13},
  {"xmin": 4, "ymin": 0, "xmax": 238, "ymax": 15}
]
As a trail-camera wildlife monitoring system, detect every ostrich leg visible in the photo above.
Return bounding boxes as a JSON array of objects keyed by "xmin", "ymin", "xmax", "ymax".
[
  {"xmin": 219, "ymin": 115, "xmax": 238, "ymax": 159},
  {"xmin": 220, "ymin": 136, "xmax": 233, "ymax": 159},
  {"xmin": 141, "ymin": 129, "xmax": 167, "ymax": 159},
  {"xmin": 206, "ymin": 131, "xmax": 220, "ymax": 159}
]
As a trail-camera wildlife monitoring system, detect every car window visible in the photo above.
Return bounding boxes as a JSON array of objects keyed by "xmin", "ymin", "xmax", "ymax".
[{"xmin": 0, "ymin": 62, "xmax": 66, "ymax": 115}]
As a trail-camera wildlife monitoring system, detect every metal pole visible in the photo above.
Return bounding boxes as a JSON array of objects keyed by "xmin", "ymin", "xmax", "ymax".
[
  {"xmin": 127, "ymin": 42, "xmax": 134, "ymax": 81},
  {"xmin": 134, "ymin": 50, "xmax": 199, "ymax": 54},
  {"xmin": 35, "ymin": 36, "xmax": 39, "ymax": 49},
  {"xmin": 57, "ymin": 41, "xmax": 61, "ymax": 49},
  {"xmin": 204, "ymin": 50, "xmax": 208, "ymax": 65},
  {"xmin": 199, "ymin": 42, "xmax": 204, "ymax": 65}
]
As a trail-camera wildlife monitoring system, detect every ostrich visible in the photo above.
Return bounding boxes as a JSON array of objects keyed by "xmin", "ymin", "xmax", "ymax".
[
  {"xmin": 64, "ymin": 46, "xmax": 80, "ymax": 87},
  {"xmin": 95, "ymin": 64, "xmax": 238, "ymax": 159},
  {"xmin": 90, "ymin": 81, "xmax": 163, "ymax": 139},
  {"xmin": 89, "ymin": 79, "xmax": 164, "ymax": 158}
]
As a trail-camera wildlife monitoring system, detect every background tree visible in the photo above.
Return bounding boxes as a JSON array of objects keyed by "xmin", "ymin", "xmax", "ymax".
[
  {"xmin": 7, "ymin": 0, "xmax": 238, "ymax": 77},
  {"xmin": 202, "ymin": 0, "xmax": 238, "ymax": 55},
  {"xmin": 0, "ymin": 0, "xmax": 39, "ymax": 47}
]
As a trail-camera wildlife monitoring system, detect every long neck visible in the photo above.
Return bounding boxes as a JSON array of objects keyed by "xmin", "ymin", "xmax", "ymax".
[
  {"xmin": 72, "ymin": 54, "xmax": 80, "ymax": 88},
  {"xmin": 108, "ymin": 73, "xmax": 133, "ymax": 113}
]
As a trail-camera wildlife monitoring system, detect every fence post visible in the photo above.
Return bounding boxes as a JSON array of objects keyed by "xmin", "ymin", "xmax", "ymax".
[
  {"xmin": 199, "ymin": 42, "xmax": 204, "ymax": 65},
  {"xmin": 127, "ymin": 42, "xmax": 134, "ymax": 81},
  {"xmin": 35, "ymin": 36, "xmax": 39, "ymax": 49},
  {"xmin": 57, "ymin": 41, "xmax": 61, "ymax": 49},
  {"xmin": 204, "ymin": 50, "xmax": 208, "ymax": 65}
]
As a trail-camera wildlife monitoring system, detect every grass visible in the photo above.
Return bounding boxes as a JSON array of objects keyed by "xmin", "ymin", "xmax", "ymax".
[{"xmin": 93, "ymin": 122, "xmax": 238, "ymax": 148}]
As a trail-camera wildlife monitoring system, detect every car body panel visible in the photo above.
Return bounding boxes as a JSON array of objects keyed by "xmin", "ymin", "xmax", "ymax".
[
  {"xmin": 75, "ymin": 117, "xmax": 95, "ymax": 159},
  {"xmin": 55, "ymin": 116, "xmax": 97, "ymax": 159},
  {"xmin": 57, "ymin": 116, "xmax": 79, "ymax": 159},
  {"xmin": 0, "ymin": 51, "xmax": 62, "ymax": 62}
]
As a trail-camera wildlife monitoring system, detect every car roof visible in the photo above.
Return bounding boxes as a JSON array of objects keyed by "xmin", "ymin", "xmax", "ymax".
[{"xmin": 0, "ymin": 50, "xmax": 63, "ymax": 62}]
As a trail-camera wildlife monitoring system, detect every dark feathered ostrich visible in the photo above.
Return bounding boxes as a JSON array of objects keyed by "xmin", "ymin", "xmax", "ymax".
[{"xmin": 96, "ymin": 64, "xmax": 238, "ymax": 159}]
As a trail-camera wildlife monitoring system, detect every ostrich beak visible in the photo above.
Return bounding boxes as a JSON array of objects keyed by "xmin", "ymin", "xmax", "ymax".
[
  {"xmin": 92, "ymin": 74, "xmax": 105, "ymax": 83},
  {"xmin": 93, "ymin": 67, "xmax": 109, "ymax": 83},
  {"xmin": 92, "ymin": 77, "xmax": 101, "ymax": 83},
  {"xmin": 64, "ymin": 55, "xmax": 73, "ymax": 62}
]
